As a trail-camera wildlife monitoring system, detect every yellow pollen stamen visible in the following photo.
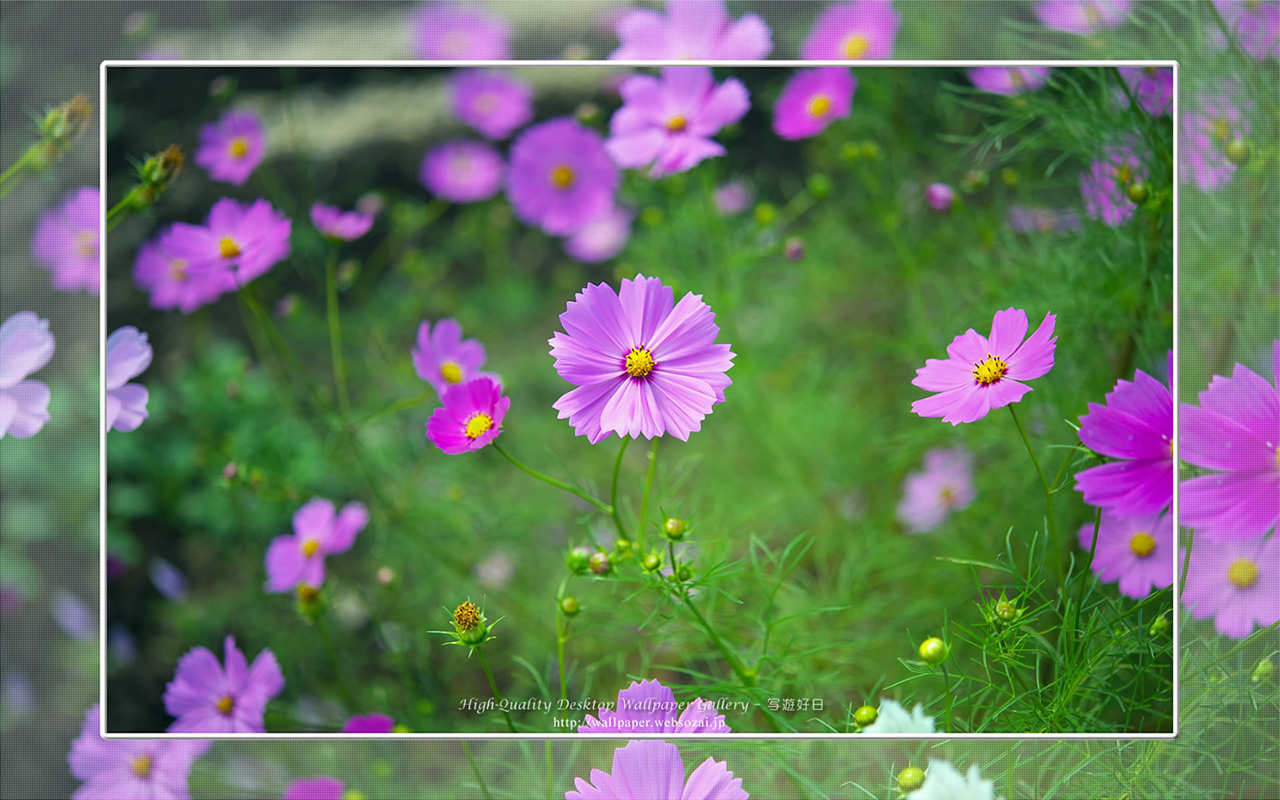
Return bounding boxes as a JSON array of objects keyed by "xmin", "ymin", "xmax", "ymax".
[
  {"xmin": 1129, "ymin": 532, "xmax": 1156, "ymax": 558},
  {"xmin": 131, "ymin": 755, "xmax": 153, "ymax": 779},
  {"xmin": 228, "ymin": 137, "xmax": 249, "ymax": 159},
  {"xmin": 1275, "ymin": 444, "xmax": 1279, "ymax": 468},
  {"xmin": 219, "ymin": 236, "xmax": 241, "ymax": 259},
  {"xmin": 439, "ymin": 362, "xmax": 463, "ymax": 384},
  {"xmin": 454, "ymin": 601, "xmax": 481, "ymax": 631},
  {"xmin": 76, "ymin": 231, "xmax": 97, "ymax": 257},
  {"xmin": 971, "ymin": 354, "xmax": 1008, "ymax": 386},
  {"xmin": 940, "ymin": 487, "xmax": 956, "ymax": 506},
  {"xmin": 464, "ymin": 412, "xmax": 494, "ymax": 440},
  {"xmin": 169, "ymin": 259, "xmax": 188, "ymax": 282},
  {"xmin": 1010, "ymin": 69, "xmax": 1026, "ymax": 88},
  {"xmin": 216, "ymin": 695, "xmax": 235, "ymax": 716},
  {"xmin": 666, "ymin": 115, "xmax": 687, "ymax": 132},
  {"xmin": 1116, "ymin": 164, "xmax": 1132, "ymax": 185},
  {"xmin": 808, "ymin": 95, "xmax": 832, "ymax": 118},
  {"xmin": 1214, "ymin": 116, "xmax": 1231, "ymax": 143},
  {"xmin": 550, "ymin": 165, "xmax": 575, "ymax": 189},
  {"xmin": 1228, "ymin": 559, "xmax": 1258, "ymax": 589},
  {"xmin": 301, "ymin": 539, "xmax": 319, "ymax": 558},
  {"xmin": 843, "ymin": 34, "xmax": 869, "ymax": 59},
  {"xmin": 297, "ymin": 583, "xmax": 319, "ymax": 605},
  {"xmin": 625, "ymin": 346, "xmax": 656, "ymax": 379}
]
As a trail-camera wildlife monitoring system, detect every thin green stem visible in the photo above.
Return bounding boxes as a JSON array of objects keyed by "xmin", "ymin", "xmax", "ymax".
[
  {"xmin": 316, "ymin": 614, "xmax": 356, "ymax": 710},
  {"xmin": 491, "ymin": 442, "xmax": 613, "ymax": 516},
  {"xmin": 545, "ymin": 740, "xmax": 554, "ymax": 800},
  {"xmin": 683, "ymin": 595, "xmax": 751, "ymax": 686},
  {"xmin": 106, "ymin": 185, "xmax": 146, "ymax": 232},
  {"xmin": 357, "ymin": 388, "xmax": 435, "ymax": 425},
  {"xmin": 1008, "ymin": 404, "xmax": 1062, "ymax": 590},
  {"xmin": 1179, "ymin": 529, "xmax": 1194, "ymax": 596},
  {"xmin": 636, "ymin": 438, "xmax": 659, "ymax": 550},
  {"xmin": 556, "ymin": 575, "xmax": 571, "ymax": 706},
  {"xmin": 942, "ymin": 664, "xmax": 954, "ymax": 733},
  {"xmin": 475, "ymin": 647, "xmax": 517, "ymax": 733},
  {"xmin": 610, "ymin": 437, "xmax": 631, "ymax": 542},
  {"xmin": 462, "ymin": 742, "xmax": 493, "ymax": 800},
  {"xmin": 324, "ymin": 249, "xmax": 351, "ymax": 415},
  {"xmin": 1070, "ymin": 506, "xmax": 1103, "ymax": 639},
  {"xmin": 0, "ymin": 146, "xmax": 39, "ymax": 196}
]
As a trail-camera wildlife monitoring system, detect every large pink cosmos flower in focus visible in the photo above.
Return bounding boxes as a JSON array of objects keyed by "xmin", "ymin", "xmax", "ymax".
[{"xmin": 610, "ymin": 0, "xmax": 771, "ymax": 61}]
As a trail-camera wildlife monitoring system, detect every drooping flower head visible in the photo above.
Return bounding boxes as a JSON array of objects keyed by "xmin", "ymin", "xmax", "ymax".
[
  {"xmin": 68, "ymin": 704, "xmax": 212, "ymax": 800},
  {"xmin": 165, "ymin": 197, "xmax": 292, "ymax": 283},
  {"xmin": 450, "ymin": 69, "xmax": 534, "ymax": 140},
  {"xmin": 410, "ymin": 2, "xmax": 512, "ymax": 60},
  {"xmin": 1181, "ymin": 90, "xmax": 1251, "ymax": 192},
  {"xmin": 0, "ymin": 312, "xmax": 54, "ymax": 440},
  {"xmin": 310, "ymin": 203, "xmax": 374, "ymax": 242},
  {"xmin": 967, "ymin": 66, "xmax": 1050, "ymax": 96},
  {"xmin": 862, "ymin": 698, "xmax": 936, "ymax": 734},
  {"xmin": 1180, "ymin": 341, "xmax": 1279, "ymax": 541},
  {"xmin": 564, "ymin": 207, "xmax": 633, "ymax": 263},
  {"xmin": 508, "ymin": 118, "xmax": 619, "ymax": 235},
  {"xmin": 1034, "ymin": 0, "xmax": 1132, "ymax": 34},
  {"xmin": 1182, "ymin": 534, "xmax": 1279, "ymax": 639},
  {"xmin": 133, "ymin": 225, "xmax": 238, "ymax": 314},
  {"xmin": 264, "ymin": 498, "xmax": 369, "ymax": 593},
  {"xmin": 549, "ymin": 274, "xmax": 735, "ymax": 443},
  {"xmin": 580, "ymin": 678, "xmax": 729, "ymax": 733},
  {"xmin": 799, "ymin": 0, "xmax": 900, "ymax": 60},
  {"xmin": 610, "ymin": 0, "xmax": 772, "ymax": 61},
  {"xmin": 1078, "ymin": 509, "xmax": 1174, "ymax": 599},
  {"xmin": 772, "ymin": 67, "xmax": 856, "ymax": 141},
  {"xmin": 283, "ymin": 777, "xmax": 345, "ymax": 800},
  {"xmin": 566, "ymin": 739, "xmax": 748, "ymax": 800},
  {"xmin": 426, "ymin": 377, "xmax": 509, "ymax": 455},
  {"xmin": 1080, "ymin": 142, "xmax": 1149, "ymax": 227},
  {"xmin": 163, "ymin": 636, "xmax": 285, "ymax": 733},
  {"xmin": 1117, "ymin": 67, "xmax": 1173, "ymax": 116},
  {"xmin": 896, "ymin": 448, "xmax": 976, "ymax": 534},
  {"xmin": 105, "ymin": 326, "xmax": 152, "ymax": 433},
  {"xmin": 342, "ymin": 713, "xmax": 394, "ymax": 733},
  {"xmin": 910, "ymin": 307, "xmax": 1057, "ymax": 425},
  {"xmin": 194, "ymin": 110, "xmax": 265, "ymax": 186},
  {"xmin": 33, "ymin": 186, "xmax": 100, "ymax": 294},
  {"xmin": 412, "ymin": 318, "xmax": 499, "ymax": 400},
  {"xmin": 1211, "ymin": 0, "xmax": 1280, "ymax": 60},
  {"xmin": 907, "ymin": 760, "xmax": 1001, "ymax": 800},
  {"xmin": 605, "ymin": 67, "xmax": 749, "ymax": 178},
  {"xmin": 1075, "ymin": 352, "xmax": 1174, "ymax": 517},
  {"xmin": 419, "ymin": 140, "xmax": 505, "ymax": 204},
  {"xmin": 925, "ymin": 183, "xmax": 955, "ymax": 212}
]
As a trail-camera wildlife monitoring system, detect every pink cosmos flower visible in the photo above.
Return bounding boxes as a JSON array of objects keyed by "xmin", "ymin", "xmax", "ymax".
[
  {"xmin": 412, "ymin": 318, "xmax": 500, "ymax": 400},
  {"xmin": 772, "ymin": 68, "xmax": 856, "ymax": 141},
  {"xmin": 426, "ymin": 377, "xmax": 509, "ymax": 455},
  {"xmin": 712, "ymin": 180, "xmax": 752, "ymax": 216},
  {"xmin": 1212, "ymin": 0, "xmax": 1280, "ymax": 60},
  {"xmin": 283, "ymin": 777, "xmax": 345, "ymax": 800},
  {"xmin": 310, "ymin": 203, "xmax": 374, "ymax": 242},
  {"xmin": 194, "ymin": 110, "xmax": 265, "ymax": 186},
  {"xmin": 610, "ymin": 0, "xmax": 771, "ymax": 61},
  {"xmin": 133, "ymin": 225, "xmax": 237, "ymax": 313},
  {"xmin": 549, "ymin": 274, "xmax": 735, "ymax": 444},
  {"xmin": 163, "ymin": 636, "xmax": 285, "ymax": 733},
  {"xmin": 105, "ymin": 326, "xmax": 152, "ymax": 433},
  {"xmin": 895, "ymin": 448, "xmax": 976, "ymax": 534},
  {"xmin": 419, "ymin": 140, "xmax": 504, "ymax": 204},
  {"xmin": 68, "ymin": 704, "xmax": 211, "ymax": 800},
  {"xmin": 1181, "ymin": 91, "xmax": 1251, "ymax": 192},
  {"xmin": 910, "ymin": 307, "xmax": 1058, "ymax": 425},
  {"xmin": 265, "ymin": 498, "xmax": 369, "ymax": 593},
  {"xmin": 450, "ymin": 70, "xmax": 533, "ymax": 140},
  {"xmin": 165, "ymin": 197, "xmax": 292, "ymax": 283},
  {"xmin": 1075, "ymin": 352, "xmax": 1174, "ymax": 517},
  {"xmin": 1180, "ymin": 341, "xmax": 1279, "ymax": 541},
  {"xmin": 925, "ymin": 183, "xmax": 955, "ymax": 212},
  {"xmin": 1117, "ymin": 67, "xmax": 1173, "ymax": 116},
  {"xmin": 968, "ymin": 66, "xmax": 1050, "ymax": 96},
  {"xmin": 799, "ymin": 0, "xmax": 900, "ymax": 60},
  {"xmin": 508, "ymin": 118, "xmax": 619, "ymax": 235},
  {"xmin": 566, "ymin": 739, "xmax": 748, "ymax": 800},
  {"xmin": 0, "ymin": 312, "xmax": 54, "ymax": 440},
  {"xmin": 343, "ymin": 713, "xmax": 394, "ymax": 733},
  {"xmin": 32, "ymin": 186, "xmax": 100, "ymax": 294},
  {"xmin": 605, "ymin": 67, "xmax": 749, "ymax": 178},
  {"xmin": 1080, "ymin": 143, "xmax": 1148, "ymax": 227},
  {"xmin": 1182, "ymin": 535, "xmax": 1279, "ymax": 639},
  {"xmin": 1078, "ymin": 509, "xmax": 1174, "ymax": 599},
  {"xmin": 1034, "ymin": 0, "xmax": 1132, "ymax": 34},
  {"xmin": 564, "ymin": 207, "xmax": 633, "ymax": 263},
  {"xmin": 410, "ymin": 2, "xmax": 512, "ymax": 60},
  {"xmin": 580, "ymin": 678, "xmax": 729, "ymax": 733},
  {"xmin": 1007, "ymin": 205, "xmax": 1081, "ymax": 234}
]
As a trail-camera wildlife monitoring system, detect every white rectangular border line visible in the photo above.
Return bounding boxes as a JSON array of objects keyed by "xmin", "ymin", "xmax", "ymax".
[{"xmin": 99, "ymin": 57, "xmax": 1180, "ymax": 740}]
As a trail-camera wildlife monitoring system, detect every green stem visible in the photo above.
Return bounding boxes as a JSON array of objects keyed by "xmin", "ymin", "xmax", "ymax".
[
  {"xmin": 357, "ymin": 388, "xmax": 435, "ymax": 425},
  {"xmin": 316, "ymin": 614, "xmax": 356, "ymax": 710},
  {"xmin": 324, "ymin": 249, "xmax": 351, "ymax": 415},
  {"xmin": 556, "ymin": 576, "xmax": 570, "ymax": 706},
  {"xmin": 636, "ymin": 438, "xmax": 659, "ymax": 550},
  {"xmin": 0, "ymin": 146, "xmax": 39, "ymax": 197},
  {"xmin": 545, "ymin": 740, "xmax": 554, "ymax": 800},
  {"xmin": 492, "ymin": 442, "xmax": 613, "ymax": 516},
  {"xmin": 105, "ymin": 185, "xmax": 146, "ymax": 232},
  {"xmin": 475, "ymin": 647, "xmax": 517, "ymax": 733},
  {"xmin": 684, "ymin": 595, "xmax": 751, "ymax": 686},
  {"xmin": 610, "ymin": 437, "xmax": 631, "ymax": 542},
  {"xmin": 1179, "ymin": 529, "xmax": 1194, "ymax": 596},
  {"xmin": 942, "ymin": 664, "xmax": 954, "ymax": 733},
  {"xmin": 462, "ymin": 742, "xmax": 493, "ymax": 800},
  {"xmin": 1008, "ymin": 404, "xmax": 1062, "ymax": 590}
]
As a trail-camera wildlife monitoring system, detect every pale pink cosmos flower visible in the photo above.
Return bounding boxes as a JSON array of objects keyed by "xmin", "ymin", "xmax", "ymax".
[
  {"xmin": 1078, "ymin": 509, "xmax": 1174, "ymax": 599},
  {"xmin": 450, "ymin": 69, "xmax": 534, "ymax": 140},
  {"xmin": 799, "ymin": 0, "xmax": 900, "ymax": 60},
  {"xmin": 610, "ymin": 0, "xmax": 772, "ymax": 61},
  {"xmin": 1080, "ymin": 142, "xmax": 1149, "ymax": 227},
  {"xmin": 713, "ymin": 180, "xmax": 752, "ymax": 216},
  {"xmin": 1182, "ymin": 535, "xmax": 1279, "ymax": 639},
  {"xmin": 896, "ymin": 448, "xmax": 976, "ymax": 534},
  {"xmin": 412, "ymin": 318, "xmax": 500, "ymax": 400},
  {"xmin": 1211, "ymin": 0, "xmax": 1280, "ymax": 60},
  {"xmin": 967, "ymin": 66, "xmax": 1050, "ymax": 96},
  {"xmin": 925, "ymin": 183, "xmax": 955, "ymax": 211},
  {"xmin": 566, "ymin": 740, "xmax": 748, "ymax": 800},
  {"xmin": 773, "ymin": 68, "xmax": 856, "ymax": 141},
  {"xmin": 0, "ymin": 312, "xmax": 54, "ymax": 440},
  {"xmin": 32, "ymin": 187, "xmax": 100, "ymax": 295},
  {"xmin": 163, "ymin": 636, "xmax": 285, "ymax": 733},
  {"xmin": 264, "ymin": 498, "xmax": 369, "ymax": 593},
  {"xmin": 105, "ymin": 326, "xmax": 152, "ymax": 433},
  {"xmin": 1034, "ymin": 0, "xmax": 1132, "ymax": 34},
  {"xmin": 410, "ymin": 2, "xmax": 512, "ymax": 60},
  {"xmin": 580, "ymin": 678, "xmax": 729, "ymax": 733},
  {"xmin": 310, "ymin": 203, "xmax": 374, "ymax": 242},
  {"xmin": 564, "ymin": 207, "xmax": 633, "ymax": 263},
  {"xmin": 68, "ymin": 704, "xmax": 211, "ymax": 800},
  {"xmin": 420, "ymin": 140, "xmax": 505, "ymax": 204}
]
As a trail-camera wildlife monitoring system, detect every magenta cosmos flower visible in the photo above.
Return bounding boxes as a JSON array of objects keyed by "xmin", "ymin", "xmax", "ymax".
[
  {"xmin": 105, "ymin": 326, "xmax": 152, "ymax": 433},
  {"xmin": 33, "ymin": 186, "xmax": 99, "ymax": 294},
  {"xmin": 412, "ymin": 318, "xmax": 499, "ymax": 400},
  {"xmin": 1078, "ymin": 509, "xmax": 1174, "ymax": 599},
  {"xmin": 283, "ymin": 777, "xmax": 344, "ymax": 800},
  {"xmin": 799, "ymin": 0, "xmax": 900, "ymax": 60},
  {"xmin": 895, "ymin": 448, "xmax": 976, "ymax": 534},
  {"xmin": 1181, "ymin": 91, "xmax": 1251, "ymax": 192},
  {"xmin": 410, "ymin": 2, "xmax": 512, "ymax": 60},
  {"xmin": 450, "ymin": 69, "xmax": 533, "ymax": 140},
  {"xmin": 508, "ymin": 118, "xmax": 619, "ymax": 235},
  {"xmin": 1034, "ymin": 0, "xmax": 1132, "ymax": 34},
  {"xmin": 567, "ymin": 740, "xmax": 747, "ymax": 800},
  {"xmin": 1075, "ymin": 353, "xmax": 1173, "ymax": 517},
  {"xmin": 0, "ymin": 312, "xmax": 54, "ymax": 440},
  {"xmin": 610, "ymin": 0, "xmax": 771, "ymax": 61},
  {"xmin": 1118, "ymin": 67, "xmax": 1173, "ymax": 116},
  {"xmin": 426, "ymin": 377, "xmax": 509, "ymax": 455},
  {"xmin": 163, "ymin": 636, "xmax": 285, "ymax": 733},
  {"xmin": 194, "ymin": 110, "xmax": 265, "ymax": 186},
  {"xmin": 133, "ymin": 225, "xmax": 237, "ymax": 313},
  {"xmin": 773, "ymin": 68, "xmax": 856, "ymax": 141},
  {"xmin": 549, "ymin": 274, "xmax": 735, "ymax": 444},
  {"xmin": 1182, "ymin": 534, "xmax": 1279, "ymax": 639},
  {"xmin": 68, "ymin": 704, "xmax": 211, "ymax": 800},
  {"xmin": 580, "ymin": 678, "xmax": 729, "ymax": 733},
  {"xmin": 310, "ymin": 203, "xmax": 373, "ymax": 242},
  {"xmin": 911, "ymin": 307, "xmax": 1057, "ymax": 425},
  {"xmin": 606, "ymin": 67, "xmax": 749, "ymax": 178},
  {"xmin": 265, "ymin": 498, "xmax": 368, "ymax": 593},
  {"xmin": 1080, "ymin": 142, "xmax": 1148, "ymax": 227},
  {"xmin": 1212, "ymin": 0, "xmax": 1280, "ymax": 60},
  {"xmin": 166, "ymin": 197, "xmax": 292, "ymax": 283},
  {"xmin": 968, "ymin": 66, "xmax": 1050, "ymax": 96},
  {"xmin": 925, "ymin": 183, "xmax": 955, "ymax": 212},
  {"xmin": 343, "ymin": 713, "xmax": 394, "ymax": 733},
  {"xmin": 565, "ymin": 207, "xmax": 633, "ymax": 263},
  {"xmin": 419, "ymin": 140, "xmax": 504, "ymax": 204},
  {"xmin": 1180, "ymin": 341, "xmax": 1279, "ymax": 541}
]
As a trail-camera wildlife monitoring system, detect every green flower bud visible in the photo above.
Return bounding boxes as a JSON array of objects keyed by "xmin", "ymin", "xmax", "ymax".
[
  {"xmin": 753, "ymin": 202, "xmax": 777, "ymax": 226},
  {"xmin": 1000, "ymin": 167, "xmax": 1019, "ymax": 187},
  {"xmin": 663, "ymin": 517, "xmax": 686, "ymax": 540},
  {"xmin": 615, "ymin": 538, "xmax": 633, "ymax": 557},
  {"xmin": 839, "ymin": 142, "xmax": 861, "ymax": 162},
  {"xmin": 642, "ymin": 553, "xmax": 662, "ymax": 572},
  {"xmin": 296, "ymin": 583, "xmax": 323, "ymax": 623},
  {"xmin": 1126, "ymin": 182, "xmax": 1149, "ymax": 205},
  {"xmin": 918, "ymin": 636, "xmax": 949, "ymax": 665},
  {"xmin": 641, "ymin": 207, "xmax": 663, "ymax": 227},
  {"xmin": 676, "ymin": 566, "xmax": 692, "ymax": 582},
  {"xmin": 588, "ymin": 550, "xmax": 612, "ymax": 576},
  {"xmin": 1148, "ymin": 615, "xmax": 1171, "ymax": 637},
  {"xmin": 853, "ymin": 704, "xmax": 877, "ymax": 726},
  {"xmin": 806, "ymin": 173, "xmax": 833, "ymax": 199},
  {"xmin": 1250, "ymin": 657, "xmax": 1275, "ymax": 683},
  {"xmin": 559, "ymin": 596, "xmax": 581, "ymax": 616},
  {"xmin": 567, "ymin": 546, "xmax": 592, "ymax": 574},
  {"xmin": 897, "ymin": 766, "xmax": 925, "ymax": 792},
  {"xmin": 995, "ymin": 600, "xmax": 1018, "ymax": 622},
  {"xmin": 575, "ymin": 102, "xmax": 600, "ymax": 124},
  {"xmin": 1225, "ymin": 138, "xmax": 1249, "ymax": 165}
]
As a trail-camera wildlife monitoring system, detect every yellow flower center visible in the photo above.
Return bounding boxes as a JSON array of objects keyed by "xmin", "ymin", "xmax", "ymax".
[
  {"xmin": 550, "ymin": 165, "xmax": 575, "ymax": 189},
  {"xmin": 464, "ymin": 413, "xmax": 494, "ymax": 440},
  {"xmin": 297, "ymin": 583, "xmax": 319, "ymax": 605},
  {"xmin": 842, "ymin": 34, "xmax": 869, "ymax": 59},
  {"xmin": 229, "ymin": 137, "xmax": 249, "ymax": 158},
  {"xmin": 971, "ymin": 354, "xmax": 1008, "ymax": 386},
  {"xmin": 169, "ymin": 258, "xmax": 188, "ymax": 282},
  {"xmin": 131, "ymin": 754, "xmax": 153, "ymax": 779},
  {"xmin": 666, "ymin": 115, "xmax": 687, "ymax": 132},
  {"xmin": 1228, "ymin": 559, "xmax": 1258, "ymax": 589},
  {"xmin": 454, "ymin": 600, "xmax": 481, "ymax": 631},
  {"xmin": 216, "ymin": 695, "xmax": 235, "ymax": 716},
  {"xmin": 1009, "ymin": 69, "xmax": 1026, "ymax": 89},
  {"xmin": 301, "ymin": 539, "xmax": 319, "ymax": 558},
  {"xmin": 76, "ymin": 231, "xmax": 97, "ymax": 257},
  {"xmin": 1112, "ymin": 163, "xmax": 1132, "ymax": 186},
  {"xmin": 1129, "ymin": 532, "xmax": 1156, "ymax": 558},
  {"xmin": 219, "ymin": 236, "xmax": 241, "ymax": 259},
  {"xmin": 625, "ymin": 346, "xmax": 656, "ymax": 379},
  {"xmin": 940, "ymin": 487, "xmax": 956, "ymax": 506},
  {"xmin": 1214, "ymin": 116, "xmax": 1231, "ymax": 143},
  {"xmin": 474, "ymin": 92, "xmax": 498, "ymax": 114},
  {"xmin": 808, "ymin": 95, "xmax": 832, "ymax": 118},
  {"xmin": 439, "ymin": 362, "xmax": 463, "ymax": 384}
]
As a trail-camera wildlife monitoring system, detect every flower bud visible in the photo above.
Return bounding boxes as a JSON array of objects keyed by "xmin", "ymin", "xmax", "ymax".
[
  {"xmin": 839, "ymin": 142, "xmax": 861, "ymax": 162},
  {"xmin": 575, "ymin": 102, "xmax": 600, "ymax": 124},
  {"xmin": 344, "ymin": 789, "xmax": 368, "ymax": 800},
  {"xmin": 806, "ymin": 173, "xmax": 833, "ymax": 199},
  {"xmin": 567, "ymin": 546, "xmax": 592, "ymax": 574},
  {"xmin": 642, "ymin": 553, "xmax": 662, "ymax": 572},
  {"xmin": 853, "ymin": 704, "xmax": 877, "ymax": 726},
  {"xmin": 676, "ymin": 566, "xmax": 692, "ymax": 582},
  {"xmin": 1252, "ymin": 657, "xmax": 1275, "ymax": 683},
  {"xmin": 663, "ymin": 517, "xmax": 686, "ymax": 540},
  {"xmin": 1225, "ymin": 138, "xmax": 1249, "ymax": 165},
  {"xmin": 897, "ymin": 767, "xmax": 925, "ymax": 792},
  {"xmin": 559, "ymin": 596, "xmax": 581, "ymax": 616},
  {"xmin": 588, "ymin": 550, "xmax": 612, "ymax": 576},
  {"xmin": 1148, "ymin": 615, "xmax": 1170, "ymax": 637},
  {"xmin": 753, "ymin": 202, "xmax": 777, "ymax": 226},
  {"xmin": 918, "ymin": 636, "xmax": 949, "ymax": 665},
  {"xmin": 377, "ymin": 567, "xmax": 395, "ymax": 585},
  {"xmin": 1126, "ymin": 182, "xmax": 1149, "ymax": 205},
  {"xmin": 995, "ymin": 600, "xmax": 1018, "ymax": 622},
  {"xmin": 784, "ymin": 237, "xmax": 804, "ymax": 261},
  {"xmin": 296, "ymin": 583, "xmax": 323, "ymax": 622},
  {"xmin": 452, "ymin": 600, "xmax": 489, "ymax": 645},
  {"xmin": 221, "ymin": 462, "xmax": 238, "ymax": 481},
  {"xmin": 1000, "ymin": 167, "xmax": 1019, "ymax": 187},
  {"xmin": 925, "ymin": 182, "xmax": 955, "ymax": 212},
  {"xmin": 615, "ymin": 538, "xmax": 633, "ymax": 558}
]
